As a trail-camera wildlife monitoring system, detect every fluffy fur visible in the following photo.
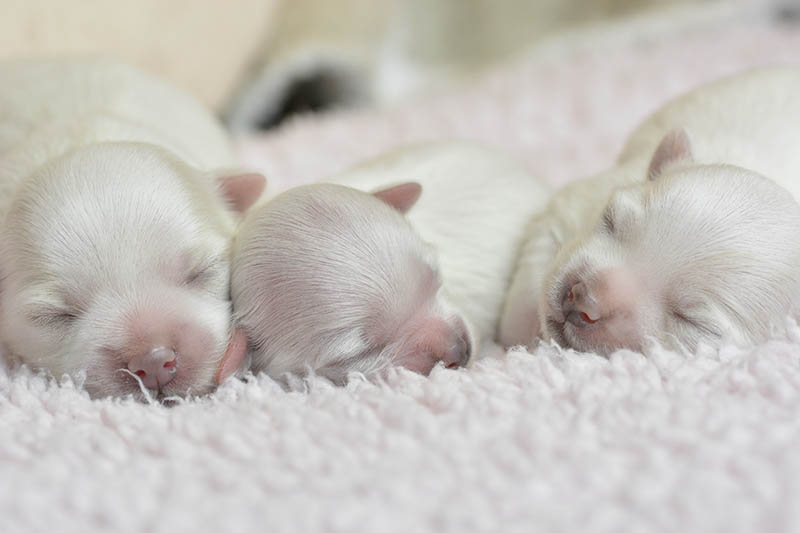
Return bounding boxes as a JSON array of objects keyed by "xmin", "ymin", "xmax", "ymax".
[
  {"xmin": 232, "ymin": 142, "xmax": 549, "ymax": 380},
  {"xmin": 501, "ymin": 67, "xmax": 800, "ymax": 355},
  {"xmin": 0, "ymin": 58, "xmax": 263, "ymax": 399}
]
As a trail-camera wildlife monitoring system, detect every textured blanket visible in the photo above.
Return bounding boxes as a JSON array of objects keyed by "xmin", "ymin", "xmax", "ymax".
[{"xmin": 3, "ymin": 20, "xmax": 800, "ymax": 533}]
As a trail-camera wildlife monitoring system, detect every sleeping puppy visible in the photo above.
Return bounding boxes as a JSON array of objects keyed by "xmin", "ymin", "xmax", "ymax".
[
  {"xmin": 231, "ymin": 142, "xmax": 549, "ymax": 382},
  {"xmin": 0, "ymin": 58, "xmax": 265, "ymax": 399},
  {"xmin": 501, "ymin": 67, "xmax": 800, "ymax": 355}
]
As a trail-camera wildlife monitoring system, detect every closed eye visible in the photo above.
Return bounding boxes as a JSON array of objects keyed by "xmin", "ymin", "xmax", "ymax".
[
  {"xmin": 28, "ymin": 307, "xmax": 80, "ymax": 328},
  {"xmin": 184, "ymin": 257, "xmax": 222, "ymax": 287},
  {"xmin": 672, "ymin": 309, "xmax": 720, "ymax": 338},
  {"xmin": 602, "ymin": 206, "xmax": 615, "ymax": 234},
  {"xmin": 672, "ymin": 309, "xmax": 695, "ymax": 326}
]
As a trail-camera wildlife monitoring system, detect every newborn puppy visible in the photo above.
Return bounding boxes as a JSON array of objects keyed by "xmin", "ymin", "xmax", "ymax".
[
  {"xmin": 0, "ymin": 59, "xmax": 265, "ymax": 398},
  {"xmin": 501, "ymin": 67, "xmax": 800, "ymax": 355},
  {"xmin": 232, "ymin": 142, "xmax": 549, "ymax": 381}
]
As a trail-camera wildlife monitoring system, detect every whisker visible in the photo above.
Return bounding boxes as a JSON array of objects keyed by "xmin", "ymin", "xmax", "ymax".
[{"xmin": 117, "ymin": 368, "xmax": 155, "ymax": 404}]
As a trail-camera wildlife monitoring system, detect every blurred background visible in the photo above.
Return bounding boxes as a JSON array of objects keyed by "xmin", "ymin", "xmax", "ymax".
[
  {"xmin": 0, "ymin": 0, "xmax": 791, "ymax": 134},
  {"xmin": 0, "ymin": 0, "xmax": 276, "ymax": 109}
]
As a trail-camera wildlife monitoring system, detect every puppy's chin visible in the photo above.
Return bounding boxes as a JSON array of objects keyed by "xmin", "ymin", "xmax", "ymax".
[
  {"xmin": 543, "ymin": 311, "xmax": 592, "ymax": 354},
  {"xmin": 84, "ymin": 362, "xmax": 219, "ymax": 400},
  {"xmin": 393, "ymin": 353, "xmax": 440, "ymax": 376},
  {"xmin": 92, "ymin": 330, "xmax": 227, "ymax": 400},
  {"xmin": 81, "ymin": 339, "xmax": 225, "ymax": 400}
]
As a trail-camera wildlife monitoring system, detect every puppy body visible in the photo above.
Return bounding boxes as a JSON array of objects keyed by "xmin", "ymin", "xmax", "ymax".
[
  {"xmin": 0, "ymin": 58, "xmax": 234, "ymax": 209},
  {"xmin": 232, "ymin": 142, "xmax": 549, "ymax": 380},
  {"xmin": 0, "ymin": 59, "xmax": 260, "ymax": 398},
  {"xmin": 501, "ymin": 67, "xmax": 800, "ymax": 354},
  {"xmin": 332, "ymin": 142, "xmax": 551, "ymax": 348}
]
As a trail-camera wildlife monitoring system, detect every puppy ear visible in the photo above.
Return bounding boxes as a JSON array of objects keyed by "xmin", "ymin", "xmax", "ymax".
[
  {"xmin": 648, "ymin": 129, "xmax": 693, "ymax": 180},
  {"xmin": 373, "ymin": 182, "xmax": 422, "ymax": 213},
  {"xmin": 215, "ymin": 327, "xmax": 249, "ymax": 385},
  {"xmin": 219, "ymin": 172, "xmax": 267, "ymax": 213}
]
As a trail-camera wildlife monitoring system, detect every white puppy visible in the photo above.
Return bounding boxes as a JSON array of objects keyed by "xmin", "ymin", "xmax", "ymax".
[
  {"xmin": 0, "ymin": 58, "xmax": 265, "ymax": 398},
  {"xmin": 501, "ymin": 67, "xmax": 800, "ymax": 355},
  {"xmin": 232, "ymin": 142, "xmax": 549, "ymax": 382}
]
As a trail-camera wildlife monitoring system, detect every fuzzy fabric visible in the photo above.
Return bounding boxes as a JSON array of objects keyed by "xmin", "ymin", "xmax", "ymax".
[
  {"xmin": 4, "ymin": 329, "xmax": 800, "ymax": 532},
  {"xmin": 3, "ymin": 19, "xmax": 800, "ymax": 533}
]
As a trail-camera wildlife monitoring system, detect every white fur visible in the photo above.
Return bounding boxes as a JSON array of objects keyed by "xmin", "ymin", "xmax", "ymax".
[
  {"xmin": 502, "ymin": 67, "xmax": 800, "ymax": 354},
  {"xmin": 232, "ymin": 141, "xmax": 549, "ymax": 380},
  {"xmin": 0, "ymin": 58, "xmax": 242, "ymax": 398}
]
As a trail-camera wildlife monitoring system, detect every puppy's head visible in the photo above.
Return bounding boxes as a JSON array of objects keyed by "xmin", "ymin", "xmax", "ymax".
[
  {"xmin": 231, "ymin": 183, "xmax": 473, "ymax": 382},
  {"xmin": 0, "ymin": 142, "xmax": 264, "ymax": 399},
  {"xmin": 542, "ymin": 129, "xmax": 800, "ymax": 354}
]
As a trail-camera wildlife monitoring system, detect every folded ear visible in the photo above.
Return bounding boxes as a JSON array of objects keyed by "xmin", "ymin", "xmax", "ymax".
[
  {"xmin": 215, "ymin": 327, "xmax": 249, "ymax": 385},
  {"xmin": 219, "ymin": 172, "xmax": 267, "ymax": 213},
  {"xmin": 372, "ymin": 182, "xmax": 422, "ymax": 213},
  {"xmin": 648, "ymin": 129, "xmax": 693, "ymax": 180}
]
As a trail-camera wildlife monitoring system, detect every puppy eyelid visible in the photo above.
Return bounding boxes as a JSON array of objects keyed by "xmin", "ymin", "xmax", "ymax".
[
  {"xmin": 602, "ymin": 207, "xmax": 615, "ymax": 234},
  {"xmin": 185, "ymin": 257, "xmax": 223, "ymax": 286},
  {"xmin": 185, "ymin": 264, "xmax": 213, "ymax": 285},
  {"xmin": 28, "ymin": 307, "xmax": 79, "ymax": 327},
  {"xmin": 672, "ymin": 309, "xmax": 694, "ymax": 325},
  {"xmin": 671, "ymin": 308, "xmax": 720, "ymax": 338}
]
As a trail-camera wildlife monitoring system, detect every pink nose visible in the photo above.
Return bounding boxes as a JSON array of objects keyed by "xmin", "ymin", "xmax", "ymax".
[
  {"xmin": 558, "ymin": 269, "xmax": 645, "ymax": 353},
  {"xmin": 128, "ymin": 347, "xmax": 178, "ymax": 389},
  {"xmin": 437, "ymin": 318, "xmax": 472, "ymax": 369},
  {"xmin": 562, "ymin": 281, "xmax": 602, "ymax": 327}
]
